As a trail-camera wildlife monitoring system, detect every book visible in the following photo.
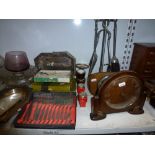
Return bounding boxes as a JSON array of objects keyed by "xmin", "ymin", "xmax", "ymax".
[{"xmin": 33, "ymin": 70, "xmax": 71, "ymax": 83}]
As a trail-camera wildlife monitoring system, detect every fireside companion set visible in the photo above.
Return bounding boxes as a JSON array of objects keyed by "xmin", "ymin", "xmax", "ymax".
[{"xmin": 0, "ymin": 19, "xmax": 155, "ymax": 129}]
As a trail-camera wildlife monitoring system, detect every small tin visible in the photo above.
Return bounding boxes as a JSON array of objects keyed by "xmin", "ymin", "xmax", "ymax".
[{"xmin": 78, "ymin": 92, "xmax": 87, "ymax": 107}]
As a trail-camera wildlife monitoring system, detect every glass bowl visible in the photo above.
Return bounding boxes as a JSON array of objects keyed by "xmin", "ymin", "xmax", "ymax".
[{"xmin": 4, "ymin": 51, "xmax": 30, "ymax": 72}]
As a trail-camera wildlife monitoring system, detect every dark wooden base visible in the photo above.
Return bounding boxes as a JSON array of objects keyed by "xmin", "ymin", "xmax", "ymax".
[
  {"xmin": 90, "ymin": 96, "xmax": 145, "ymax": 121},
  {"xmin": 90, "ymin": 112, "xmax": 106, "ymax": 121},
  {"xmin": 128, "ymin": 106, "xmax": 144, "ymax": 115}
]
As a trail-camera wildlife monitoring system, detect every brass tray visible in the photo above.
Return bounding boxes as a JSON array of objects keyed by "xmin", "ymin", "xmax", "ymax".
[{"xmin": 0, "ymin": 87, "xmax": 31, "ymax": 123}]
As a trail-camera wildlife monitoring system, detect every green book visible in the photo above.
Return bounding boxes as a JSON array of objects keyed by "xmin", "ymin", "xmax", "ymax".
[{"xmin": 33, "ymin": 70, "xmax": 71, "ymax": 83}]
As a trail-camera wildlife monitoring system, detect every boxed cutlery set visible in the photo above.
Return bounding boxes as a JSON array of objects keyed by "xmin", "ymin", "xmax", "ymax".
[{"xmin": 14, "ymin": 92, "xmax": 76, "ymax": 129}]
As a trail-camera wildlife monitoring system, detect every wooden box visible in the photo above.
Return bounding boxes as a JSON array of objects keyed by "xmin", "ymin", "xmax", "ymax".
[{"xmin": 130, "ymin": 43, "xmax": 155, "ymax": 80}]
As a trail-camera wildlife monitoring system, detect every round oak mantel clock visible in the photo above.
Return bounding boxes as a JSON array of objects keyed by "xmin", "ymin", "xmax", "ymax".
[{"xmin": 89, "ymin": 71, "xmax": 146, "ymax": 120}]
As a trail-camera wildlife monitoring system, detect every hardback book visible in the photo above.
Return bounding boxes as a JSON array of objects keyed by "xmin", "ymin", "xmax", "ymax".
[{"xmin": 33, "ymin": 70, "xmax": 71, "ymax": 83}]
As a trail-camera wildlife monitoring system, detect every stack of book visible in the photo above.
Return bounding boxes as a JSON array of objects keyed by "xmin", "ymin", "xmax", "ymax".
[{"xmin": 31, "ymin": 51, "xmax": 76, "ymax": 92}]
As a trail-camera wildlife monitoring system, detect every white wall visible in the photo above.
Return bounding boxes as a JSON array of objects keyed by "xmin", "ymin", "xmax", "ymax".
[
  {"xmin": 0, "ymin": 19, "xmax": 155, "ymax": 72},
  {"xmin": 134, "ymin": 19, "xmax": 155, "ymax": 42},
  {"xmin": 0, "ymin": 19, "xmax": 94, "ymax": 65}
]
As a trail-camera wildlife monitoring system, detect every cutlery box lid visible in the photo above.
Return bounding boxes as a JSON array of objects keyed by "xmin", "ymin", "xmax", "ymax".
[{"xmin": 34, "ymin": 51, "xmax": 76, "ymax": 75}]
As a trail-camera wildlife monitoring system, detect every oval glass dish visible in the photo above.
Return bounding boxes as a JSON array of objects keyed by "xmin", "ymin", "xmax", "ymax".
[{"xmin": 0, "ymin": 87, "xmax": 30, "ymax": 123}]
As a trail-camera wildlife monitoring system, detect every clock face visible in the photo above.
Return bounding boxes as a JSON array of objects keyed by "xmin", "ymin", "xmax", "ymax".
[{"xmin": 102, "ymin": 75, "xmax": 142, "ymax": 110}]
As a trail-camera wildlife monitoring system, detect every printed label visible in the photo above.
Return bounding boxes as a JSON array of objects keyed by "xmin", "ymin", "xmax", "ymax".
[
  {"xmin": 119, "ymin": 82, "xmax": 126, "ymax": 87},
  {"xmin": 91, "ymin": 78, "xmax": 97, "ymax": 82}
]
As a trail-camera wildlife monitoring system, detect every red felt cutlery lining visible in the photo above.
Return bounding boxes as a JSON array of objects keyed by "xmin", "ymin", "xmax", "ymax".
[{"xmin": 15, "ymin": 92, "xmax": 76, "ymax": 129}]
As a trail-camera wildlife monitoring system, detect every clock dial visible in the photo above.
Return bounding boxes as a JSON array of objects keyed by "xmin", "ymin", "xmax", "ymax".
[{"xmin": 102, "ymin": 75, "xmax": 142, "ymax": 109}]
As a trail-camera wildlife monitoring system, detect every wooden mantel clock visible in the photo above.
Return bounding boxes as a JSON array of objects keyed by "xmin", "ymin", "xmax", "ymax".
[{"xmin": 88, "ymin": 71, "xmax": 146, "ymax": 120}]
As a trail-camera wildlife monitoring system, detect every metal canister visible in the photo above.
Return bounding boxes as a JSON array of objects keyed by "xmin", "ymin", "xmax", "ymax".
[{"xmin": 76, "ymin": 69, "xmax": 86, "ymax": 84}]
